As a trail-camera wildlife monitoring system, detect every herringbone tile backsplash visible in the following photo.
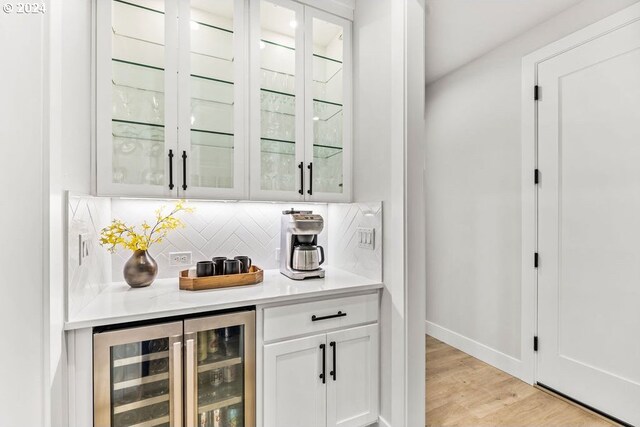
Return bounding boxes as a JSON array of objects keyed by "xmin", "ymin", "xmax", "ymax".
[
  {"xmin": 68, "ymin": 193, "xmax": 382, "ymax": 317},
  {"xmin": 110, "ymin": 200, "xmax": 330, "ymax": 280}
]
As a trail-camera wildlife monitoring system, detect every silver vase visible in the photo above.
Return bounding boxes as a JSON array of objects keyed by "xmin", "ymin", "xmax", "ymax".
[{"xmin": 123, "ymin": 250, "xmax": 158, "ymax": 288}]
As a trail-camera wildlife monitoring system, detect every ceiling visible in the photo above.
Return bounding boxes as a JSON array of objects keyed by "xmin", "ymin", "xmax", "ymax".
[{"xmin": 425, "ymin": 0, "xmax": 583, "ymax": 84}]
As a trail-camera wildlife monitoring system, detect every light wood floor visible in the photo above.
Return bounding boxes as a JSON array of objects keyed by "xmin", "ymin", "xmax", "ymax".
[{"xmin": 425, "ymin": 335, "xmax": 617, "ymax": 426}]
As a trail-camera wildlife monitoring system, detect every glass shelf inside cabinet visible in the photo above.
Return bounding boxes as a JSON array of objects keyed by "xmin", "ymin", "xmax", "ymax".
[
  {"xmin": 191, "ymin": 129, "xmax": 234, "ymax": 149},
  {"xmin": 259, "ymin": 86, "xmax": 342, "ymax": 121},
  {"xmin": 112, "ymin": 0, "xmax": 165, "ymax": 70},
  {"xmin": 259, "ymin": 137, "xmax": 342, "ymax": 159},
  {"xmin": 112, "ymin": 120, "xmax": 164, "ymax": 143},
  {"xmin": 111, "ymin": 338, "xmax": 171, "ymax": 427},
  {"xmin": 112, "ymin": 60, "xmax": 165, "ymax": 126}
]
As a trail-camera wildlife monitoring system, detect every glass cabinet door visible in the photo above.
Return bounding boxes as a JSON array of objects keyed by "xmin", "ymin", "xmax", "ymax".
[
  {"xmin": 305, "ymin": 8, "xmax": 352, "ymax": 202},
  {"xmin": 250, "ymin": 0, "xmax": 305, "ymax": 201},
  {"xmin": 184, "ymin": 311, "xmax": 256, "ymax": 427},
  {"xmin": 97, "ymin": 0, "xmax": 178, "ymax": 197},
  {"xmin": 177, "ymin": 0, "xmax": 247, "ymax": 199},
  {"xmin": 94, "ymin": 322, "xmax": 183, "ymax": 427}
]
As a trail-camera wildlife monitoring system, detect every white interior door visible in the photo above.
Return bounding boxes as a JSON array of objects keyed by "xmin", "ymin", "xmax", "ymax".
[
  {"xmin": 537, "ymin": 18, "xmax": 640, "ymax": 426},
  {"xmin": 326, "ymin": 324, "xmax": 378, "ymax": 427},
  {"xmin": 263, "ymin": 334, "xmax": 326, "ymax": 427}
]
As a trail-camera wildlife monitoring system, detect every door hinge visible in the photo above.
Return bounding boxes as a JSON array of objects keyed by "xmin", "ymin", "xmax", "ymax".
[
  {"xmin": 534, "ymin": 169, "xmax": 540, "ymax": 184},
  {"xmin": 534, "ymin": 252, "xmax": 539, "ymax": 268},
  {"xmin": 534, "ymin": 336, "xmax": 538, "ymax": 352},
  {"xmin": 534, "ymin": 85, "xmax": 540, "ymax": 101}
]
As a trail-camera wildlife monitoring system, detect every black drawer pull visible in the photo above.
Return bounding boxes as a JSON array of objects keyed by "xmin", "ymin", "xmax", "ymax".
[
  {"xmin": 311, "ymin": 311, "xmax": 346, "ymax": 322},
  {"xmin": 330, "ymin": 341, "xmax": 336, "ymax": 381},
  {"xmin": 319, "ymin": 343, "xmax": 326, "ymax": 384}
]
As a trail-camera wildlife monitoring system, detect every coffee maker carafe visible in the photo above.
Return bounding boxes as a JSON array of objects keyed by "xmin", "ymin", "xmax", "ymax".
[{"xmin": 280, "ymin": 209, "xmax": 326, "ymax": 280}]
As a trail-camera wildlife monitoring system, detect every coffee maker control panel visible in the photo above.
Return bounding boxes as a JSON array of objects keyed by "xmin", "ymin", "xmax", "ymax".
[{"xmin": 292, "ymin": 214, "xmax": 323, "ymax": 221}]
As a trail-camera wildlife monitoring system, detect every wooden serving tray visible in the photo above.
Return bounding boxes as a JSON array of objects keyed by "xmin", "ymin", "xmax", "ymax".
[{"xmin": 179, "ymin": 265, "xmax": 264, "ymax": 291}]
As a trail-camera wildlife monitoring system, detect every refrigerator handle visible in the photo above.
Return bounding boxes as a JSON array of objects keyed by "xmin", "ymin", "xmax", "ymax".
[
  {"xmin": 172, "ymin": 341, "xmax": 183, "ymax": 427},
  {"xmin": 186, "ymin": 339, "xmax": 196, "ymax": 427}
]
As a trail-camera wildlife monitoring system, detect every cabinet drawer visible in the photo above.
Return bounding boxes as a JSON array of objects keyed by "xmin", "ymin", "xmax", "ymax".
[{"xmin": 263, "ymin": 293, "xmax": 379, "ymax": 342}]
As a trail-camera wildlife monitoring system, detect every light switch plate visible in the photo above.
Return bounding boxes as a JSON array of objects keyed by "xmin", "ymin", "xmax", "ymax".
[
  {"xmin": 169, "ymin": 251, "xmax": 192, "ymax": 266},
  {"xmin": 357, "ymin": 227, "xmax": 375, "ymax": 250}
]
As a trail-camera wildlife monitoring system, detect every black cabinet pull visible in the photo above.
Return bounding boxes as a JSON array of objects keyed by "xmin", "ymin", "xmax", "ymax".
[
  {"xmin": 311, "ymin": 311, "xmax": 347, "ymax": 322},
  {"xmin": 181, "ymin": 151, "xmax": 188, "ymax": 191},
  {"xmin": 307, "ymin": 162, "xmax": 313, "ymax": 195},
  {"xmin": 298, "ymin": 162, "xmax": 304, "ymax": 195},
  {"xmin": 330, "ymin": 341, "xmax": 336, "ymax": 381},
  {"xmin": 319, "ymin": 343, "xmax": 326, "ymax": 384},
  {"xmin": 168, "ymin": 150, "xmax": 175, "ymax": 190}
]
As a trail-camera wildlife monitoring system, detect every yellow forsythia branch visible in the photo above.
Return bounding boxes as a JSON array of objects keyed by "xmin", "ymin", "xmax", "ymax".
[{"xmin": 99, "ymin": 201, "xmax": 194, "ymax": 253}]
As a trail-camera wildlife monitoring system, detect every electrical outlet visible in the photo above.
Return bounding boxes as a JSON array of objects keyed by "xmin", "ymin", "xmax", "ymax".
[
  {"xmin": 79, "ymin": 233, "xmax": 91, "ymax": 266},
  {"xmin": 357, "ymin": 227, "xmax": 375, "ymax": 250},
  {"xmin": 169, "ymin": 251, "xmax": 192, "ymax": 266}
]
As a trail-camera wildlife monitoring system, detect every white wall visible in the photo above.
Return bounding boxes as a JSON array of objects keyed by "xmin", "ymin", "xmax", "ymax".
[
  {"xmin": 354, "ymin": 0, "xmax": 426, "ymax": 425},
  {"xmin": 353, "ymin": 1, "xmax": 395, "ymax": 422},
  {"xmin": 49, "ymin": 1, "xmax": 94, "ymax": 426},
  {"xmin": 425, "ymin": 0, "xmax": 640, "ymax": 377},
  {"xmin": 0, "ymin": 7, "xmax": 46, "ymax": 427}
]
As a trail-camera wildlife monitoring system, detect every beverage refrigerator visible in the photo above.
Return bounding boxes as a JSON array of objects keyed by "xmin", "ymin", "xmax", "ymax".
[{"xmin": 93, "ymin": 310, "xmax": 255, "ymax": 427}]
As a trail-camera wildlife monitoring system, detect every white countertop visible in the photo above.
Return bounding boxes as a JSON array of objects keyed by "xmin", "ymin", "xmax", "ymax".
[{"xmin": 65, "ymin": 267, "xmax": 383, "ymax": 330}]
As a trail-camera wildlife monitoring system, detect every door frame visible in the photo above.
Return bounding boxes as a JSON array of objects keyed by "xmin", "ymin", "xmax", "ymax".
[{"xmin": 520, "ymin": 2, "xmax": 640, "ymax": 385}]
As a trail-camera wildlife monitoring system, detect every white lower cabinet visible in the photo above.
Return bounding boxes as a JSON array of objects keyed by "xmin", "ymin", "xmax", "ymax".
[
  {"xmin": 264, "ymin": 334, "xmax": 328, "ymax": 427},
  {"xmin": 262, "ymin": 293, "xmax": 379, "ymax": 427},
  {"xmin": 326, "ymin": 324, "xmax": 379, "ymax": 427}
]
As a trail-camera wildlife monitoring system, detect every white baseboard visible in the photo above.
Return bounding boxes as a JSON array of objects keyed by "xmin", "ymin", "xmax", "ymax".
[
  {"xmin": 377, "ymin": 415, "xmax": 391, "ymax": 427},
  {"xmin": 425, "ymin": 320, "xmax": 524, "ymax": 380}
]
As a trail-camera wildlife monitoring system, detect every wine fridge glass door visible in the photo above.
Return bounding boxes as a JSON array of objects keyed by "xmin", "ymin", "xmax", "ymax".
[
  {"xmin": 184, "ymin": 311, "xmax": 256, "ymax": 427},
  {"xmin": 94, "ymin": 321, "xmax": 183, "ymax": 427}
]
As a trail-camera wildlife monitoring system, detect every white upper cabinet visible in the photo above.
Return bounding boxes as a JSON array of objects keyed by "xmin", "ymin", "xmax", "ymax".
[
  {"xmin": 96, "ymin": 0, "xmax": 351, "ymax": 202},
  {"xmin": 177, "ymin": 0, "xmax": 248, "ymax": 199},
  {"xmin": 249, "ymin": 0, "xmax": 352, "ymax": 202},
  {"xmin": 97, "ymin": 0, "xmax": 247, "ymax": 199},
  {"xmin": 97, "ymin": 0, "xmax": 178, "ymax": 198},
  {"xmin": 305, "ymin": 7, "xmax": 352, "ymax": 202},
  {"xmin": 249, "ymin": 0, "xmax": 306, "ymax": 201}
]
